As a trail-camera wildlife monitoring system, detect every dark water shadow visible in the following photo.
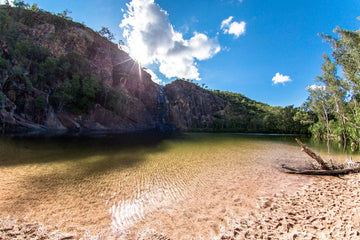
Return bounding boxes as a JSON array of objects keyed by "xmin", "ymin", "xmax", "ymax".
[
  {"xmin": 178, "ymin": 132, "xmax": 305, "ymax": 147},
  {"xmin": 0, "ymin": 131, "xmax": 180, "ymax": 167},
  {"xmin": 0, "ymin": 132, "xmax": 182, "ymax": 213}
]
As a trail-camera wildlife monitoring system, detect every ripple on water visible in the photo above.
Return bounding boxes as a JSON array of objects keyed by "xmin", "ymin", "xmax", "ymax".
[{"xmin": 109, "ymin": 168, "xmax": 198, "ymax": 232}]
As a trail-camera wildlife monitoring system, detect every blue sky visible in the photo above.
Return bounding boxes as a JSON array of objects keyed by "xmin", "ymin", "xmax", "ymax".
[{"xmin": 3, "ymin": 0, "xmax": 360, "ymax": 107}]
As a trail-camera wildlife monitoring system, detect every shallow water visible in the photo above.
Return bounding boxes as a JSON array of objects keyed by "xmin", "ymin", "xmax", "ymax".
[{"xmin": 0, "ymin": 133, "xmax": 357, "ymax": 239}]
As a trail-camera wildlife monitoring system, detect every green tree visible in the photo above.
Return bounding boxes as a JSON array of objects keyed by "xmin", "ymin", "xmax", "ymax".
[
  {"xmin": 0, "ymin": 57, "xmax": 10, "ymax": 74},
  {"xmin": 52, "ymin": 78, "xmax": 73, "ymax": 112},
  {"xmin": 319, "ymin": 55, "xmax": 348, "ymax": 146},
  {"xmin": 0, "ymin": 8, "xmax": 13, "ymax": 34},
  {"xmin": 306, "ymin": 84, "xmax": 331, "ymax": 141},
  {"xmin": 50, "ymin": 52, "xmax": 101, "ymax": 113},
  {"xmin": 98, "ymin": 26, "xmax": 114, "ymax": 41},
  {"xmin": 57, "ymin": 9, "xmax": 72, "ymax": 20},
  {"xmin": 13, "ymin": 1, "xmax": 29, "ymax": 9},
  {"xmin": 306, "ymin": 21, "xmax": 360, "ymax": 150},
  {"xmin": 29, "ymin": 4, "xmax": 40, "ymax": 12}
]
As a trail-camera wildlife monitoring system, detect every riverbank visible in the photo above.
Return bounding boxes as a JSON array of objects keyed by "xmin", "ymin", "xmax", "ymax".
[
  {"xmin": 2, "ymin": 173, "xmax": 359, "ymax": 240},
  {"xmin": 219, "ymin": 173, "xmax": 360, "ymax": 240}
]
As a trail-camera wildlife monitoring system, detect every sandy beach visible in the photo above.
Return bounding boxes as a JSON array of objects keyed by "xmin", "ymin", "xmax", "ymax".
[
  {"xmin": 0, "ymin": 217, "xmax": 75, "ymax": 240},
  {"xmin": 1, "ymin": 172, "xmax": 359, "ymax": 240},
  {"xmin": 219, "ymin": 173, "xmax": 360, "ymax": 240}
]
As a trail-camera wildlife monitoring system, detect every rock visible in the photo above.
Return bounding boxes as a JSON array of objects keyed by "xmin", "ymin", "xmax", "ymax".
[
  {"xmin": 56, "ymin": 113, "xmax": 81, "ymax": 130},
  {"xmin": 45, "ymin": 107, "xmax": 66, "ymax": 129},
  {"xmin": 0, "ymin": 7, "xmax": 230, "ymax": 134},
  {"xmin": 164, "ymin": 80, "xmax": 227, "ymax": 130}
]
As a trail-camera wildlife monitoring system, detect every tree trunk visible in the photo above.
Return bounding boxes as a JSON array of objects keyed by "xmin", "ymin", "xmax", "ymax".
[
  {"xmin": 282, "ymin": 164, "xmax": 360, "ymax": 175},
  {"xmin": 321, "ymin": 100, "xmax": 331, "ymax": 153},
  {"xmin": 334, "ymin": 95, "xmax": 348, "ymax": 149}
]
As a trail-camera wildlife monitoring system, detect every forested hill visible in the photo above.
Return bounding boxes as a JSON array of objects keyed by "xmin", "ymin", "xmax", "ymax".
[
  {"xmin": 209, "ymin": 90, "xmax": 309, "ymax": 134},
  {"xmin": 0, "ymin": 3, "xmax": 309, "ymax": 134}
]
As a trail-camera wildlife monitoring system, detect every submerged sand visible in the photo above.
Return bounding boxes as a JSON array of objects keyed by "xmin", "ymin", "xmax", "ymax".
[{"xmin": 1, "ymin": 173, "xmax": 359, "ymax": 240}]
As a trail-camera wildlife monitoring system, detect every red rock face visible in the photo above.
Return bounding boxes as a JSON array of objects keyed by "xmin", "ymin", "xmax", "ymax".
[
  {"xmin": 164, "ymin": 80, "xmax": 227, "ymax": 130},
  {"xmin": 0, "ymin": 10, "xmax": 227, "ymax": 133},
  {"xmin": 36, "ymin": 24, "xmax": 166, "ymax": 131}
]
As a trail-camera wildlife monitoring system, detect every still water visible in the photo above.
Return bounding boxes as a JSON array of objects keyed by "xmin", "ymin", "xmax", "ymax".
[{"xmin": 0, "ymin": 133, "xmax": 355, "ymax": 239}]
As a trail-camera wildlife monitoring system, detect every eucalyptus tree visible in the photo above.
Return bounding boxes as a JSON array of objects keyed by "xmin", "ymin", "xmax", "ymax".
[
  {"xmin": 306, "ymin": 84, "xmax": 331, "ymax": 142},
  {"xmin": 307, "ymin": 21, "xmax": 360, "ymax": 150}
]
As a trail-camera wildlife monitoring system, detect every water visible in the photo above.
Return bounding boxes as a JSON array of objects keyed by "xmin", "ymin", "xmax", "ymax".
[{"xmin": 0, "ymin": 133, "xmax": 356, "ymax": 239}]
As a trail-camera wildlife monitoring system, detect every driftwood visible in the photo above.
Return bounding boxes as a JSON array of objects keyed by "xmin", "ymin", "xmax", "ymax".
[
  {"xmin": 295, "ymin": 138, "xmax": 332, "ymax": 170},
  {"xmin": 282, "ymin": 139, "xmax": 360, "ymax": 176},
  {"xmin": 282, "ymin": 164, "xmax": 360, "ymax": 175}
]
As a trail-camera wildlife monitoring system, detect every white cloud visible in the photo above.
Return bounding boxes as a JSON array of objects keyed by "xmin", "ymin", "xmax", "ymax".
[
  {"xmin": 221, "ymin": 16, "xmax": 246, "ymax": 38},
  {"xmin": 306, "ymin": 85, "xmax": 326, "ymax": 91},
  {"xmin": 221, "ymin": 16, "xmax": 234, "ymax": 29},
  {"xmin": 118, "ymin": 44, "xmax": 130, "ymax": 54},
  {"xmin": 120, "ymin": 0, "xmax": 221, "ymax": 80},
  {"xmin": 272, "ymin": 72, "xmax": 292, "ymax": 85},
  {"xmin": 144, "ymin": 68, "xmax": 164, "ymax": 85},
  {"xmin": 0, "ymin": 0, "xmax": 14, "ymax": 6}
]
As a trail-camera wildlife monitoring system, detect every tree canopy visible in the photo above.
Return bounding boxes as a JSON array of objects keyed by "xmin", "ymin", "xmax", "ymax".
[
  {"xmin": 305, "ymin": 23, "xmax": 360, "ymax": 151},
  {"xmin": 206, "ymin": 90, "xmax": 310, "ymax": 134}
]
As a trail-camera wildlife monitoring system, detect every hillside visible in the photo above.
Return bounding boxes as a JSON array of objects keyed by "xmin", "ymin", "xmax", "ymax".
[
  {"xmin": 0, "ymin": 5, "xmax": 174, "ymax": 133},
  {"xmin": 210, "ymin": 91, "xmax": 309, "ymax": 134},
  {"xmin": 0, "ymin": 4, "xmax": 309, "ymax": 134},
  {"xmin": 0, "ymin": 5, "xmax": 228, "ymax": 133}
]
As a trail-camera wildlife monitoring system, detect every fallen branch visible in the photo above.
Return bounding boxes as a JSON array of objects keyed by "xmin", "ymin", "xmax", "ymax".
[
  {"xmin": 282, "ymin": 164, "xmax": 360, "ymax": 175},
  {"xmin": 281, "ymin": 139, "xmax": 360, "ymax": 176},
  {"xmin": 295, "ymin": 138, "xmax": 331, "ymax": 170}
]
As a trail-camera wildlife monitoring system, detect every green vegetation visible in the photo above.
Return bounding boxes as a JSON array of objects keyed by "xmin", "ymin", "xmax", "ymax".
[
  {"xmin": 98, "ymin": 26, "xmax": 115, "ymax": 41},
  {"xmin": 304, "ymin": 24, "xmax": 360, "ymax": 150},
  {"xmin": 0, "ymin": 3, "xmax": 123, "ymax": 118},
  {"xmin": 208, "ymin": 90, "xmax": 310, "ymax": 134},
  {"xmin": 1, "ymin": 2, "xmax": 311, "ymax": 134},
  {"xmin": 49, "ymin": 52, "xmax": 102, "ymax": 113},
  {"xmin": 3, "ymin": 1, "xmax": 358, "ymax": 141},
  {"xmin": 0, "ymin": 9, "xmax": 100, "ymax": 113}
]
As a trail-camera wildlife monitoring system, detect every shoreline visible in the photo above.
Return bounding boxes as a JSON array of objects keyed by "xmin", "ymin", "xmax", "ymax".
[{"xmin": 1, "ymin": 174, "xmax": 359, "ymax": 239}]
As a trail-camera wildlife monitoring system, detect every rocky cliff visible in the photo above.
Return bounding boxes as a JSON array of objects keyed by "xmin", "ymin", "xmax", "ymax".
[
  {"xmin": 0, "ymin": 6, "xmax": 226, "ymax": 133},
  {"xmin": 165, "ymin": 80, "xmax": 227, "ymax": 129}
]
